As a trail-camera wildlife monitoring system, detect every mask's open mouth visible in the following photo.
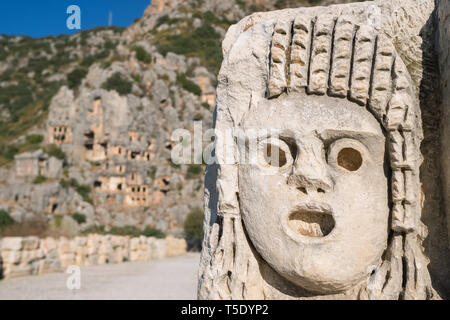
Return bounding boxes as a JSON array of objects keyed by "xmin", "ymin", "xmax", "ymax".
[{"xmin": 288, "ymin": 203, "xmax": 335, "ymax": 238}]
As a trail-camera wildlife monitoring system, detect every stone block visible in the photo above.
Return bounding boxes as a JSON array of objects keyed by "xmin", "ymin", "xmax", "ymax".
[
  {"xmin": 22, "ymin": 237, "xmax": 39, "ymax": 251},
  {"xmin": 1, "ymin": 237, "xmax": 23, "ymax": 251},
  {"xmin": 165, "ymin": 235, "xmax": 187, "ymax": 257}
]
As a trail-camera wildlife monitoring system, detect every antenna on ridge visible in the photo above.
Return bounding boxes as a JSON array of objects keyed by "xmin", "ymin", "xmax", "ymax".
[{"xmin": 108, "ymin": 11, "xmax": 113, "ymax": 26}]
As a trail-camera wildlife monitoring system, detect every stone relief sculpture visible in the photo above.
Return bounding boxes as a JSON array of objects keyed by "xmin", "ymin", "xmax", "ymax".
[{"xmin": 198, "ymin": 1, "xmax": 444, "ymax": 300}]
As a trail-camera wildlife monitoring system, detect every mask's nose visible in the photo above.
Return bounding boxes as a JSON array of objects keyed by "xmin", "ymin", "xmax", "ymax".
[{"xmin": 287, "ymin": 137, "xmax": 333, "ymax": 195}]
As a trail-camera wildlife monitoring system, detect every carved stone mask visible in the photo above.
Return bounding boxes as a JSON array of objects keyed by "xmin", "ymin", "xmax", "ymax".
[
  {"xmin": 238, "ymin": 94, "xmax": 389, "ymax": 293},
  {"xmin": 199, "ymin": 9, "xmax": 434, "ymax": 300}
]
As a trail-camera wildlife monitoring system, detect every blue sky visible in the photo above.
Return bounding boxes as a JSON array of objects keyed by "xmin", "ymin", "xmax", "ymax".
[{"xmin": 0, "ymin": 1, "xmax": 150, "ymax": 38}]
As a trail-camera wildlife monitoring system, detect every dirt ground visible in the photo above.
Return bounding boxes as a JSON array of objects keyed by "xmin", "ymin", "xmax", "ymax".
[{"xmin": 0, "ymin": 253, "xmax": 200, "ymax": 300}]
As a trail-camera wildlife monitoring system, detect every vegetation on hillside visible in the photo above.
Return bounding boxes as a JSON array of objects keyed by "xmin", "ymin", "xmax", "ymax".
[
  {"xmin": 67, "ymin": 68, "xmax": 88, "ymax": 89},
  {"xmin": 0, "ymin": 134, "xmax": 45, "ymax": 165},
  {"xmin": 154, "ymin": 11, "xmax": 235, "ymax": 74},
  {"xmin": 43, "ymin": 144, "xmax": 66, "ymax": 159},
  {"xmin": 0, "ymin": 215, "xmax": 53, "ymax": 237},
  {"xmin": 71, "ymin": 212, "xmax": 87, "ymax": 225},
  {"xmin": 186, "ymin": 164, "xmax": 203, "ymax": 179},
  {"xmin": 60, "ymin": 178, "xmax": 93, "ymax": 204},
  {"xmin": 81, "ymin": 224, "xmax": 166, "ymax": 238},
  {"xmin": 0, "ymin": 210, "xmax": 15, "ymax": 229},
  {"xmin": 132, "ymin": 45, "xmax": 152, "ymax": 63},
  {"xmin": 0, "ymin": 28, "xmax": 123, "ymax": 152},
  {"xmin": 32, "ymin": 175, "xmax": 48, "ymax": 184},
  {"xmin": 274, "ymin": 0, "xmax": 323, "ymax": 9},
  {"xmin": 176, "ymin": 73, "xmax": 202, "ymax": 96},
  {"xmin": 102, "ymin": 72, "xmax": 133, "ymax": 96}
]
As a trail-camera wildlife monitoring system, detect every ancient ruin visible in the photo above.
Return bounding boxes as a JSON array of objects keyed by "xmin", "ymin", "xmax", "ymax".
[
  {"xmin": 199, "ymin": 0, "xmax": 450, "ymax": 300},
  {"xmin": 15, "ymin": 150, "xmax": 62, "ymax": 179},
  {"xmin": 1, "ymin": 82, "xmax": 205, "ymax": 232}
]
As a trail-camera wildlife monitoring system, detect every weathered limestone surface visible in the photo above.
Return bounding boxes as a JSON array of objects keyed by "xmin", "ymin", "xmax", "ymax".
[
  {"xmin": 199, "ymin": 0, "xmax": 450, "ymax": 300},
  {"xmin": 0, "ymin": 235, "xmax": 187, "ymax": 280},
  {"xmin": 438, "ymin": 0, "xmax": 450, "ymax": 251}
]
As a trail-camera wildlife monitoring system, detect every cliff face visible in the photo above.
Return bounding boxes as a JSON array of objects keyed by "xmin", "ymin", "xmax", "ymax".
[{"xmin": 0, "ymin": 0, "xmax": 367, "ymax": 236}]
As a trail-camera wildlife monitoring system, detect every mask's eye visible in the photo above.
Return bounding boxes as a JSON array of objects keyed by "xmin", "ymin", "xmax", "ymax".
[
  {"xmin": 337, "ymin": 148, "xmax": 362, "ymax": 171},
  {"xmin": 327, "ymin": 139, "xmax": 366, "ymax": 172},
  {"xmin": 257, "ymin": 138, "xmax": 293, "ymax": 169}
]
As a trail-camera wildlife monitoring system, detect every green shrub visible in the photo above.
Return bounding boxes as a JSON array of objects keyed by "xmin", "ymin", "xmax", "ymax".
[
  {"xmin": 33, "ymin": 175, "xmax": 47, "ymax": 184},
  {"xmin": 67, "ymin": 68, "xmax": 87, "ymax": 89},
  {"xmin": 54, "ymin": 216, "xmax": 63, "ymax": 228},
  {"xmin": 104, "ymin": 40, "xmax": 115, "ymax": 50},
  {"xmin": 0, "ymin": 68, "xmax": 13, "ymax": 82},
  {"xmin": 193, "ymin": 10, "xmax": 236, "ymax": 27},
  {"xmin": 131, "ymin": 73, "xmax": 142, "ymax": 83},
  {"xmin": 71, "ymin": 213, "xmax": 86, "ymax": 225},
  {"xmin": 94, "ymin": 49, "xmax": 110, "ymax": 60},
  {"xmin": 80, "ymin": 47, "xmax": 112, "ymax": 68},
  {"xmin": 109, "ymin": 225, "xmax": 141, "ymax": 237},
  {"xmin": 103, "ymin": 72, "xmax": 132, "ymax": 96},
  {"xmin": 43, "ymin": 144, "xmax": 66, "ymax": 159},
  {"xmin": 236, "ymin": 0, "xmax": 246, "ymax": 8},
  {"xmin": 0, "ymin": 48, "xmax": 7, "ymax": 61},
  {"xmin": 156, "ymin": 15, "xmax": 170, "ymax": 28},
  {"xmin": 60, "ymin": 178, "xmax": 92, "ymax": 204},
  {"xmin": 133, "ymin": 45, "xmax": 152, "ymax": 64},
  {"xmin": 193, "ymin": 113, "xmax": 203, "ymax": 121},
  {"xmin": 169, "ymin": 159, "xmax": 181, "ymax": 169},
  {"xmin": 186, "ymin": 164, "xmax": 203, "ymax": 179},
  {"xmin": 59, "ymin": 179, "xmax": 70, "ymax": 189},
  {"xmin": 142, "ymin": 227, "xmax": 166, "ymax": 239},
  {"xmin": 101, "ymin": 61, "xmax": 112, "ymax": 69},
  {"xmin": 76, "ymin": 184, "xmax": 92, "ymax": 204},
  {"xmin": 81, "ymin": 55, "xmax": 96, "ymax": 67},
  {"xmin": 155, "ymin": 14, "xmax": 180, "ymax": 28},
  {"xmin": 52, "ymin": 51, "xmax": 74, "ymax": 69},
  {"xmin": 176, "ymin": 73, "xmax": 201, "ymax": 96},
  {"xmin": 28, "ymin": 57, "xmax": 50, "ymax": 75},
  {"xmin": 184, "ymin": 208, "xmax": 204, "ymax": 249},
  {"xmin": 19, "ymin": 135, "xmax": 43, "ymax": 153},
  {"xmin": 0, "ymin": 144, "xmax": 19, "ymax": 160},
  {"xmin": 274, "ymin": 0, "xmax": 320, "ymax": 9},
  {"xmin": 81, "ymin": 225, "xmax": 165, "ymax": 238},
  {"xmin": 0, "ymin": 210, "xmax": 15, "ymax": 229},
  {"xmin": 0, "ymin": 80, "xmax": 34, "ymax": 119},
  {"xmin": 26, "ymin": 134, "xmax": 44, "ymax": 145},
  {"xmin": 59, "ymin": 177, "xmax": 79, "ymax": 189},
  {"xmin": 82, "ymin": 225, "xmax": 105, "ymax": 235}
]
